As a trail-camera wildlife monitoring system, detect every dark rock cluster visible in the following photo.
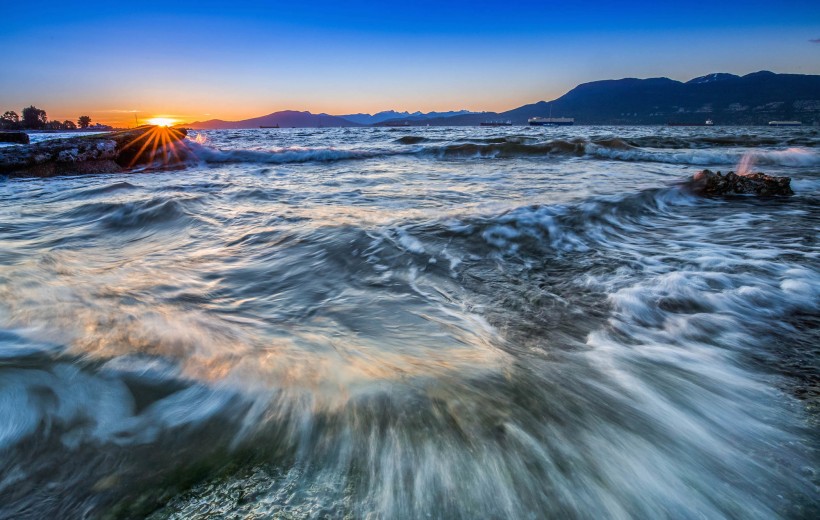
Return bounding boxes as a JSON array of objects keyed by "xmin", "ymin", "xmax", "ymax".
[
  {"xmin": 0, "ymin": 131, "xmax": 29, "ymax": 144},
  {"xmin": 689, "ymin": 169, "xmax": 793, "ymax": 196},
  {"xmin": 0, "ymin": 126, "xmax": 190, "ymax": 177}
]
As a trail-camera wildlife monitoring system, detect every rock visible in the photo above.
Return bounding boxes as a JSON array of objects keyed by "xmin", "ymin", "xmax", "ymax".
[
  {"xmin": 113, "ymin": 126, "xmax": 190, "ymax": 168},
  {"xmin": 0, "ymin": 131, "xmax": 29, "ymax": 144},
  {"xmin": 689, "ymin": 169, "xmax": 793, "ymax": 196},
  {"xmin": 0, "ymin": 126, "xmax": 191, "ymax": 178}
]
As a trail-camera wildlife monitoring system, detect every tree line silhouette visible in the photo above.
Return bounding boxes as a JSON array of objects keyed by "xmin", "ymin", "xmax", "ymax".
[{"xmin": 0, "ymin": 106, "xmax": 96, "ymax": 130}]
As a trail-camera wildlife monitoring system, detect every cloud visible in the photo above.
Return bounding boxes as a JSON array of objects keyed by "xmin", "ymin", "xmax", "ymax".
[{"xmin": 811, "ymin": 38, "xmax": 820, "ymax": 44}]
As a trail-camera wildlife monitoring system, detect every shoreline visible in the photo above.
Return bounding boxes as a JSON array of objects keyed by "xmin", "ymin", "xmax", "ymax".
[{"xmin": 0, "ymin": 125, "xmax": 189, "ymax": 177}]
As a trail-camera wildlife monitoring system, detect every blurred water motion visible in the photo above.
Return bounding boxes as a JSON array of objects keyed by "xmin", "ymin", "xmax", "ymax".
[{"xmin": 0, "ymin": 125, "xmax": 817, "ymax": 518}]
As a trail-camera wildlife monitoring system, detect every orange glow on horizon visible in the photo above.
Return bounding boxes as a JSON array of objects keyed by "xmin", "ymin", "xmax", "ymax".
[
  {"xmin": 39, "ymin": 89, "xmax": 561, "ymax": 127},
  {"xmin": 146, "ymin": 117, "xmax": 176, "ymax": 127},
  {"xmin": 37, "ymin": 94, "xmax": 545, "ymax": 128}
]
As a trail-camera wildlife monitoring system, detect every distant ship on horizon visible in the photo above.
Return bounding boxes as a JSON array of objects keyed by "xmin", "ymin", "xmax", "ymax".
[
  {"xmin": 768, "ymin": 120, "xmax": 801, "ymax": 126},
  {"xmin": 528, "ymin": 117, "xmax": 574, "ymax": 126},
  {"xmin": 480, "ymin": 121, "xmax": 513, "ymax": 127},
  {"xmin": 667, "ymin": 119, "xmax": 714, "ymax": 127},
  {"xmin": 528, "ymin": 103, "xmax": 574, "ymax": 126},
  {"xmin": 260, "ymin": 124, "xmax": 280, "ymax": 128}
]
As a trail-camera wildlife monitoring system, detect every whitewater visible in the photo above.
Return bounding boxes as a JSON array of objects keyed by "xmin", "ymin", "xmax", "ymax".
[{"xmin": 0, "ymin": 125, "xmax": 817, "ymax": 518}]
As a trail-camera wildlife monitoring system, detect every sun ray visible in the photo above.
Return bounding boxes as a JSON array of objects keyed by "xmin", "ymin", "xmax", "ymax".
[
  {"xmin": 120, "ymin": 128, "xmax": 156, "ymax": 154},
  {"xmin": 165, "ymin": 132, "xmax": 184, "ymax": 164},
  {"xmin": 127, "ymin": 127, "xmax": 161, "ymax": 168},
  {"xmin": 119, "ymin": 126, "xmax": 191, "ymax": 169},
  {"xmin": 148, "ymin": 128, "xmax": 164, "ymax": 166},
  {"xmin": 159, "ymin": 129, "xmax": 170, "ymax": 165}
]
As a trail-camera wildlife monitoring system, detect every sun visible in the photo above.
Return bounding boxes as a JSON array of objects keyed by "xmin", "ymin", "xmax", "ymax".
[{"xmin": 147, "ymin": 117, "xmax": 176, "ymax": 127}]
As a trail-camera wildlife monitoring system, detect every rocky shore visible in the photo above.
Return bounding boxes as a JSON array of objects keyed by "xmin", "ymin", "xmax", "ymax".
[
  {"xmin": 688, "ymin": 169, "xmax": 793, "ymax": 196},
  {"xmin": 0, "ymin": 126, "xmax": 190, "ymax": 177}
]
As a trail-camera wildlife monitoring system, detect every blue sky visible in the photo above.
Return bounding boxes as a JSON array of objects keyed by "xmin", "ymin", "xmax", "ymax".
[{"xmin": 1, "ymin": 1, "xmax": 818, "ymax": 124}]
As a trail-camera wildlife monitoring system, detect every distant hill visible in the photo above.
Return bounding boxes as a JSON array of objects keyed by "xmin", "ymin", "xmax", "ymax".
[
  {"xmin": 339, "ymin": 110, "xmax": 476, "ymax": 125},
  {"xmin": 185, "ymin": 110, "xmax": 362, "ymax": 129},
  {"xmin": 372, "ymin": 112, "xmax": 500, "ymax": 126},
  {"xmin": 340, "ymin": 111, "xmax": 413, "ymax": 125},
  {"xmin": 381, "ymin": 71, "xmax": 820, "ymax": 126},
  {"xmin": 182, "ymin": 72, "xmax": 820, "ymax": 128}
]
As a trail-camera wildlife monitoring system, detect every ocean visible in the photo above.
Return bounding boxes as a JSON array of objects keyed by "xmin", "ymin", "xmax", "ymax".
[{"xmin": 0, "ymin": 125, "xmax": 818, "ymax": 518}]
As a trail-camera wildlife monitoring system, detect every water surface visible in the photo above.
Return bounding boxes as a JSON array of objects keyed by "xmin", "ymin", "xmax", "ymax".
[{"xmin": 0, "ymin": 126, "xmax": 818, "ymax": 518}]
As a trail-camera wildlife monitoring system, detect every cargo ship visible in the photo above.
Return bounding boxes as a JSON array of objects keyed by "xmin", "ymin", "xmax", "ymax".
[
  {"xmin": 768, "ymin": 121, "xmax": 801, "ymax": 127},
  {"xmin": 260, "ymin": 125, "xmax": 280, "ymax": 128},
  {"xmin": 528, "ymin": 117, "xmax": 574, "ymax": 126},
  {"xmin": 480, "ymin": 121, "xmax": 513, "ymax": 127}
]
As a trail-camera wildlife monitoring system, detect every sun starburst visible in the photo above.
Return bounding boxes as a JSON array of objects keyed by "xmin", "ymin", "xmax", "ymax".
[
  {"xmin": 121, "ymin": 125, "xmax": 190, "ymax": 168},
  {"xmin": 146, "ymin": 117, "xmax": 176, "ymax": 127}
]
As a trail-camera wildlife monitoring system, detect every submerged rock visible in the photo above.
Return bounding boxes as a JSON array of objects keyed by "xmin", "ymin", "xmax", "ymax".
[
  {"xmin": 0, "ymin": 126, "xmax": 190, "ymax": 177},
  {"xmin": 0, "ymin": 131, "xmax": 29, "ymax": 144},
  {"xmin": 689, "ymin": 169, "xmax": 793, "ymax": 196}
]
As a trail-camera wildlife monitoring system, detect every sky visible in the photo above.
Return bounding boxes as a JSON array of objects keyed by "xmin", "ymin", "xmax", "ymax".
[{"xmin": 1, "ymin": 1, "xmax": 818, "ymax": 126}]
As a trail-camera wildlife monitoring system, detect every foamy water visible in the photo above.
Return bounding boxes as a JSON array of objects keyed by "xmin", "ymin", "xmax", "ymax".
[{"xmin": 0, "ymin": 125, "xmax": 817, "ymax": 518}]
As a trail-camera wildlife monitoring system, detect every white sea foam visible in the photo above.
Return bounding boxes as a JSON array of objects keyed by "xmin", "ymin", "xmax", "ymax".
[
  {"xmin": 586, "ymin": 144, "xmax": 820, "ymax": 166},
  {"xmin": 790, "ymin": 178, "xmax": 820, "ymax": 193},
  {"xmin": 395, "ymin": 229, "xmax": 426, "ymax": 254},
  {"xmin": 0, "ymin": 365, "xmax": 134, "ymax": 449}
]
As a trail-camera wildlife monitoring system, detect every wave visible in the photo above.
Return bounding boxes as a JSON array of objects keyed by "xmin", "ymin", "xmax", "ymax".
[
  {"xmin": 48, "ymin": 181, "xmax": 140, "ymax": 202},
  {"xmin": 396, "ymin": 135, "xmax": 539, "ymax": 146},
  {"xmin": 426, "ymin": 139, "xmax": 820, "ymax": 166},
  {"xmin": 75, "ymin": 181, "xmax": 139, "ymax": 197},
  {"xmin": 790, "ymin": 178, "xmax": 820, "ymax": 192},
  {"xmin": 586, "ymin": 144, "xmax": 820, "ymax": 166},
  {"xmin": 0, "ymin": 355, "xmax": 249, "ymax": 458},
  {"xmin": 430, "ymin": 139, "xmax": 590, "ymax": 158},
  {"xmin": 59, "ymin": 196, "xmax": 200, "ymax": 231},
  {"xmin": 1, "ymin": 178, "xmax": 816, "ymax": 517},
  {"xmin": 190, "ymin": 144, "xmax": 393, "ymax": 164},
  {"xmin": 623, "ymin": 135, "xmax": 819, "ymax": 149},
  {"xmin": 415, "ymin": 186, "xmax": 701, "ymax": 258},
  {"xmin": 183, "ymin": 136, "xmax": 820, "ymax": 167}
]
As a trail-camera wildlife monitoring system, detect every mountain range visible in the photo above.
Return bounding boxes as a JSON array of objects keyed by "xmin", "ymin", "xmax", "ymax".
[
  {"xmin": 183, "ymin": 110, "xmax": 359, "ymax": 129},
  {"xmin": 340, "ymin": 110, "xmax": 476, "ymax": 125},
  {"xmin": 184, "ymin": 109, "xmax": 480, "ymax": 129},
  {"xmin": 182, "ymin": 71, "xmax": 820, "ymax": 128}
]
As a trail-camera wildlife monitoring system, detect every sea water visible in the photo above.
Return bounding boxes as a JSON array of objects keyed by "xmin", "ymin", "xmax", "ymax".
[{"xmin": 0, "ymin": 126, "xmax": 817, "ymax": 518}]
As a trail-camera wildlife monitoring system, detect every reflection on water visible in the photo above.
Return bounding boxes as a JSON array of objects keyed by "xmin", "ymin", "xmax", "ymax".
[{"xmin": 0, "ymin": 126, "xmax": 817, "ymax": 518}]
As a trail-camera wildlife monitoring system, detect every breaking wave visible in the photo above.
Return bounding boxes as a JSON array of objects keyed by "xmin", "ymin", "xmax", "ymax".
[
  {"xmin": 623, "ymin": 134, "xmax": 819, "ymax": 149},
  {"xmin": 426, "ymin": 139, "xmax": 820, "ymax": 166},
  {"xmin": 586, "ymin": 143, "xmax": 820, "ymax": 166},
  {"xmin": 187, "ymin": 142, "xmax": 398, "ymax": 164},
  {"xmin": 183, "ymin": 136, "xmax": 820, "ymax": 168},
  {"xmin": 57, "ymin": 196, "xmax": 202, "ymax": 231}
]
